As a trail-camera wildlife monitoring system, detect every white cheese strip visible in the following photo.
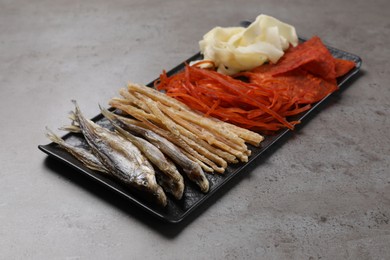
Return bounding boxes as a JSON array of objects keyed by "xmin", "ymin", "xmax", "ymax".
[{"xmin": 195, "ymin": 14, "xmax": 298, "ymax": 75}]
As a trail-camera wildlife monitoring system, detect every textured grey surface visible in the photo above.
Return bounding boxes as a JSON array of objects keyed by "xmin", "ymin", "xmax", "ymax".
[{"xmin": 1, "ymin": 0, "xmax": 389, "ymax": 259}]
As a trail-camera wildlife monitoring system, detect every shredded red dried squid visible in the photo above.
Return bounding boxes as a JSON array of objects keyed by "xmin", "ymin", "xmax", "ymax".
[{"xmin": 156, "ymin": 36, "xmax": 356, "ymax": 133}]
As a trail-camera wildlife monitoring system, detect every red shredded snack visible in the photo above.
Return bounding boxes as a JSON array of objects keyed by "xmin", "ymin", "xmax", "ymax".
[
  {"xmin": 156, "ymin": 36, "xmax": 356, "ymax": 133},
  {"xmin": 241, "ymin": 37, "xmax": 355, "ymax": 104},
  {"xmin": 242, "ymin": 68, "xmax": 339, "ymax": 104},
  {"xmin": 157, "ymin": 65, "xmax": 300, "ymax": 131},
  {"xmin": 334, "ymin": 58, "xmax": 356, "ymax": 78},
  {"xmin": 268, "ymin": 36, "xmax": 336, "ymax": 81}
]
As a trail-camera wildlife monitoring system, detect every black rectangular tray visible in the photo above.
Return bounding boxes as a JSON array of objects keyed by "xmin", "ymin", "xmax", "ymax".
[{"xmin": 38, "ymin": 41, "xmax": 362, "ymax": 223}]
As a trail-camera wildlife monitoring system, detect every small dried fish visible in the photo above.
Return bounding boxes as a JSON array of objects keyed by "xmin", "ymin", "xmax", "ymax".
[
  {"xmin": 100, "ymin": 105, "xmax": 185, "ymax": 200},
  {"xmin": 45, "ymin": 127, "xmax": 109, "ymax": 174},
  {"xmin": 100, "ymin": 109, "xmax": 210, "ymax": 193},
  {"xmin": 71, "ymin": 100, "xmax": 167, "ymax": 207}
]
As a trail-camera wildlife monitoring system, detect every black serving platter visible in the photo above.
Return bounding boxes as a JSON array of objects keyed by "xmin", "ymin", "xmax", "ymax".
[{"xmin": 38, "ymin": 39, "xmax": 362, "ymax": 223}]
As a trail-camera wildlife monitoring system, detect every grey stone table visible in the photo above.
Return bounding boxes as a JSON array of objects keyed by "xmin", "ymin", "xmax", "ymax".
[{"xmin": 1, "ymin": 0, "xmax": 389, "ymax": 259}]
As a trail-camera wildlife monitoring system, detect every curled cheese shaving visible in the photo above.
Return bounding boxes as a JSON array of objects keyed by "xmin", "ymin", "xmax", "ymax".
[{"xmin": 193, "ymin": 14, "xmax": 298, "ymax": 75}]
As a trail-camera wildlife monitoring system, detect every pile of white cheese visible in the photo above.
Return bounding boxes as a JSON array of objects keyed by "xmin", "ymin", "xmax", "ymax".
[{"xmin": 193, "ymin": 14, "xmax": 298, "ymax": 75}]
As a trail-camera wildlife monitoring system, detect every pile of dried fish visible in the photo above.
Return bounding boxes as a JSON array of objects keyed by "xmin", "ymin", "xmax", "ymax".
[{"xmin": 46, "ymin": 84, "xmax": 263, "ymax": 206}]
